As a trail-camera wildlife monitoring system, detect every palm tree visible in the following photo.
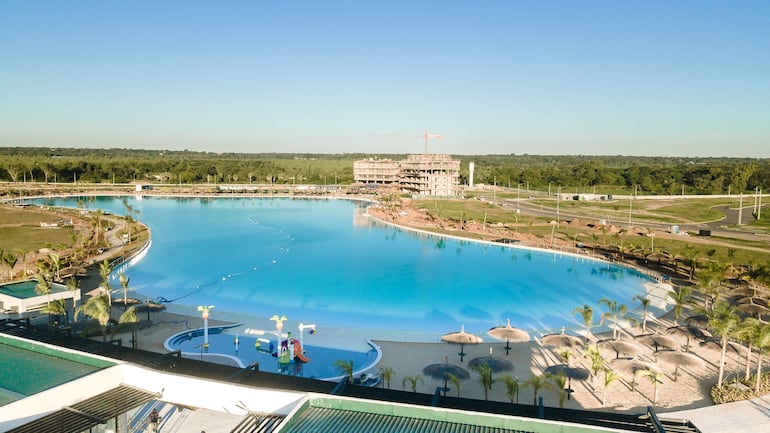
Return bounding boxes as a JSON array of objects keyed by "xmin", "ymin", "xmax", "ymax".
[
  {"xmin": 704, "ymin": 302, "xmax": 740, "ymax": 387},
  {"xmin": 667, "ymin": 286, "xmax": 692, "ymax": 325},
  {"xmin": 14, "ymin": 247, "xmax": 27, "ymax": 278},
  {"xmin": 747, "ymin": 260, "xmax": 770, "ymax": 288},
  {"xmin": 638, "ymin": 368, "xmax": 664, "ymax": 405},
  {"xmin": 334, "ymin": 359, "xmax": 354, "ymax": 382},
  {"xmin": 122, "ymin": 198, "xmax": 135, "ymax": 243},
  {"xmin": 471, "ymin": 363, "xmax": 495, "ymax": 401},
  {"xmin": 502, "ymin": 375, "xmax": 521, "ymax": 404},
  {"xmin": 75, "ymin": 291, "xmax": 112, "ymax": 341},
  {"xmin": 572, "ymin": 304, "xmax": 595, "ymax": 341},
  {"xmin": 118, "ymin": 272, "xmax": 130, "ymax": 310},
  {"xmin": 738, "ymin": 317, "xmax": 770, "ymax": 393},
  {"xmin": 402, "ymin": 375, "xmax": 423, "ymax": 393},
  {"xmin": 92, "ymin": 209, "xmax": 103, "ymax": 245},
  {"xmin": 34, "ymin": 271, "xmax": 53, "ymax": 327},
  {"xmin": 48, "ymin": 252, "xmax": 62, "ymax": 282},
  {"xmin": 696, "ymin": 262, "xmax": 728, "ymax": 310},
  {"xmin": 602, "ymin": 369, "xmax": 620, "ymax": 407},
  {"xmin": 559, "ymin": 348, "xmax": 574, "ymax": 365},
  {"xmin": 632, "ymin": 295, "xmax": 651, "ymax": 333},
  {"xmin": 119, "ymin": 306, "xmax": 139, "ymax": 349},
  {"xmin": 551, "ymin": 373, "xmax": 568, "ymax": 408},
  {"xmin": 525, "ymin": 373, "xmax": 554, "ymax": 405},
  {"xmin": 447, "ymin": 373, "xmax": 462, "ymax": 398},
  {"xmin": 98, "ymin": 260, "xmax": 113, "ymax": 307},
  {"xmin": 599, "ymin": 298, "xmax": 630, "ymax": 339},
  {"xmin": 41, "ymin": 299, "xmax": 66, "ymax": 328},
  {"xmin": 1, "ymin": 250, "xmax": 18, "ymax": 279},
  {"xmin": 377, "ymin": 366, "xmax": 395, "ymax": 389},
  {"xmin": 751, "ymin": 321, "xmax": 770, "ymax": 394},
  {"xmin": 736, "ymin": 317, "xmax": 760, "ymax": 382},
  {"xmin": 584, "ymin": 345, "xmax": 605, "ymax": 390},
  {"xmin": 66, "ymin": 276, "xmax": 80, "ymax": 314},
  {"xmin": 681, "ymin": 246, "xmax": 701, "ymax": 281}
]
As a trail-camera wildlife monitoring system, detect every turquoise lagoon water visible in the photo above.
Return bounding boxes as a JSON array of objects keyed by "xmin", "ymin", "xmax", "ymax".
[{"xmin": 32, "ymin": 196, "xmax": 669, "ymax": 339}]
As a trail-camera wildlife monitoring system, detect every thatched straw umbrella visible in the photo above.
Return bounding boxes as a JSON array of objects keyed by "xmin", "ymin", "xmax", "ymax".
[
  {"xmin": 423, "ymin": 357, "xmax": 470, "ymax": 396},
  {"xmin": 468, "ymin": 355, "xmax": 514, "ymax": 373},
  {"xmin": 487, "ymin": 319, "xmax": 530, "ymax": 355},
  {"xmin": 544, "ymin": 364, "xmax": 590, "ymax": 399},
  {"xmin": 541, "ymin": 328, "xmax": 584, "ymax": 350},
  {"xmin": 609, "ymin": 358, "xmax": 660, "ymax": 391},
  {"xmin": 666, "ymin": 325, "xmax": 711, "ymax": 352},
  {"xmin": 635, "ymin": 333, "xmax": 681, "ymax": 352},
  {"xmin": 441, "ymin": 325, "xmax": 483, "ymax": 362},
  {"xmin": 597, "ymin": 338, "xmax": 648, "ymax": 359},
  {"xmin": 656, "ymin": 350, "xmax": 706, "ymax": 381}
]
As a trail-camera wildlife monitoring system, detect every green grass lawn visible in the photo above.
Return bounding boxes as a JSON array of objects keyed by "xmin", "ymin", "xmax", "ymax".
[
  {"xmin": 486, "ymin": 196, "xmax": 743, "ymax": 225},
  {"xmin": 0, "ymin": 205, "xmax": 61, "ymax": 225},
  {"xmin": 746, "ymin": 214, "xmax": 770, "ymax": 230},
  {"xmin": 0, "ymin": 226, "xmax": 75, "ymax": 255},
  {"xmin": 0, "ymin": 205, "xmax": 78, "ymax": 256},
  {"xmin": 651, "ymin": 201, "xmax": 732, "ymax": 223}
]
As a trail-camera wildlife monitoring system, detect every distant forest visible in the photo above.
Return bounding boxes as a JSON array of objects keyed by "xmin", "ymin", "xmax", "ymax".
[{"xmin": 0, "ymin": 147, "xmax": 767, "ymax": 195}]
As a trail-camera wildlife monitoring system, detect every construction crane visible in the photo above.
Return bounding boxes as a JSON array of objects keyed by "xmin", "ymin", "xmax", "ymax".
[{"xmin": 423, "ymin": 129, "xmax": 443, "ymax": 154}]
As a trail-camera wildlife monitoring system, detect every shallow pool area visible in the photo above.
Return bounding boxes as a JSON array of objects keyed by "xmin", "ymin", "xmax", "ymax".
[{"xmin": 165, "ymin": 325, "xmax": 379, "ymax": 380}]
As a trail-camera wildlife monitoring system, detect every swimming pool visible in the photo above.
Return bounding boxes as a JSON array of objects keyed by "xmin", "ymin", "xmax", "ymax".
[
  {"xmin": 0, "ymin": 280, "xmax": 70, "ymax": 299},
  {"xmin": 30, "ymin": 196, "xmax": 671, "ymax": 340},
  {"xmin": 165, "ymin": 325, "xmax": 379, "ymax": 380},
  {"xmin": 0, "ymin": 335, "xmax": 114, "ymax": 406},
  {"xmin": 0, "ymin": 280, "xmax": 80, "ymax": 316}
]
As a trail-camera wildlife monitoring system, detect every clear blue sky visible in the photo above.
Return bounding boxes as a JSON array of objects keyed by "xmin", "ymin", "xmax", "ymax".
[{"xmin": 1, "ymin": 1, "xmax": 768, "ymax": 157}]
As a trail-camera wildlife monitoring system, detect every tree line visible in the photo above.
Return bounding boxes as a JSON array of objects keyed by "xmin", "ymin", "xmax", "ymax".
[{"xmin": 0, "ymin": 147, "xmax": 767, "ymax": 194}]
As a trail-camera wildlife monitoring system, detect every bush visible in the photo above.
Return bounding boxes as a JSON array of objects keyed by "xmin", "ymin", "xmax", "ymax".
[{"xmin": 711, "ymin": 371, "xmax": 770, "ymax": 404}]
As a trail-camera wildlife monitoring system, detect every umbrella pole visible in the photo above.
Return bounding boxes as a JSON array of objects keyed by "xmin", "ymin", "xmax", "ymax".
[
  {"xmin": 459, "ymin": 343, "xmax": 465, "ymax": 362},
  {"xmin": 505, "ymin": 339, "xmax": 511, "ymax": 355}
]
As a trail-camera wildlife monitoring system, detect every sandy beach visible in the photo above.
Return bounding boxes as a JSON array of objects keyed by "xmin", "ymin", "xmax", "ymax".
[{"xmin": 109, "ymin": 305, "xmax": 748, "ymax": 417}]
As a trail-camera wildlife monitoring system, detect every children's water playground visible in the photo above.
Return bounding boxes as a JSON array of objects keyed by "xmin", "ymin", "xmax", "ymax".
[{"xmin": 164, "ymin": 324, "xmax": 380, "ymax": 381}]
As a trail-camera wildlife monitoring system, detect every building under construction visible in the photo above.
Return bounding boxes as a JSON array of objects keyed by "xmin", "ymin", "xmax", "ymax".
[{"xmin": 353, "ymin": 153, "xmax": 460, "ymax": 196}]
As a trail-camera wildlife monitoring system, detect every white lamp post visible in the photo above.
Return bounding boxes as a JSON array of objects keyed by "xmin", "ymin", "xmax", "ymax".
[
  {"xmin": 298, "ymin": 323, "xmax": 316, "ymax": 350},
  {"xmin": 197, "ymin": 305, "xmax": 214, "ymax": 350}
]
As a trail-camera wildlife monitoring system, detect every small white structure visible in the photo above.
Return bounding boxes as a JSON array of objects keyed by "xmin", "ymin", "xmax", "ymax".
[{"xmin": 0, "ymin": 280, "xmax": 81, "ymax": 316}]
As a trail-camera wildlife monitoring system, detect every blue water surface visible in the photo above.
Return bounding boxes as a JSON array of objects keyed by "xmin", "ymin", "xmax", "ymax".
[
  {"xmin": 167, "ymin": 325, "xmax": 378, "ymax": 380},
  {"xmin": 32, "ymin": 196, "xmax": 669, "ymax": 338}
]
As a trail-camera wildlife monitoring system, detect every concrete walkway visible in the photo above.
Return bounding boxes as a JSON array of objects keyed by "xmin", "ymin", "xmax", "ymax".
[{"xmin": 663, "ymin": 394, "xmax": 770, "ymax": 433}]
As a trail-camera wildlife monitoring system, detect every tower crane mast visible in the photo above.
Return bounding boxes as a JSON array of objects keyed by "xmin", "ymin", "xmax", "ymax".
[{"xmin": 423, "ymin": 129, "xmax": 443, "ymax": 154}]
